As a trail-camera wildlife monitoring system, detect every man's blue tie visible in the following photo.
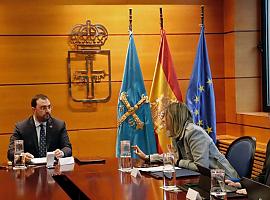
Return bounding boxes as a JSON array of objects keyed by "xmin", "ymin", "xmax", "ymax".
[{"xmin": 39, "ymin": 124, "xmax": 46, "ymax": 157}]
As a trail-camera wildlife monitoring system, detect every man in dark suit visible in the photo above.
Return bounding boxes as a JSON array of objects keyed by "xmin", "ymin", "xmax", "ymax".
[{"xmin": 7, "ymin": 94, "xmax": 72, "ymax": 162}]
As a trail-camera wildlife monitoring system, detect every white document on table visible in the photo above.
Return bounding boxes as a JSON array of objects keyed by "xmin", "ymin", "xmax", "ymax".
[{"xmin": 30, "ymin": 157, "xmax": 47, "ymax": 164}]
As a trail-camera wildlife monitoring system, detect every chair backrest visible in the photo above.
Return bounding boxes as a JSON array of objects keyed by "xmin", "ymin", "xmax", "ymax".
[{"xmin": 225, "ymin": 136, "xmax": 256, "ymax": 178}]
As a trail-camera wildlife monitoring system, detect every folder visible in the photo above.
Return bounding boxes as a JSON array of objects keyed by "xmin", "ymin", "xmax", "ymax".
[
  {"xmin": 147, "ymin": 168, "xmax": 200, "ymax": 179},
  {"xmin": 74, "ymin": 156, "xmax": 106, "ymax": 165}
]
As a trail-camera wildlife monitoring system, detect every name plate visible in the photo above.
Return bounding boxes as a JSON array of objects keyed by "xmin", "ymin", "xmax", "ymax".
[
  {"xmin": 131, "ymin": 168, "xmax": 141, "ymax": 178},
  {"xmin": 186, "ymin": 188, "xmax": 202, "ymax": 200},
  {"xmin": 59, "ymin": 156, "xmax": 74, "ymax": 166}
]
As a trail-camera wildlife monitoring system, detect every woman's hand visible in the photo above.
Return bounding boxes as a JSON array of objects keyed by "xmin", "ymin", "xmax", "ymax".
[
  {"xmin": 132, "ymin": 145, "xmax": 147, "ymax": 161},
  {"xmin": 225, "ymin": 179, "xmax": 242, "ymax": 188}
]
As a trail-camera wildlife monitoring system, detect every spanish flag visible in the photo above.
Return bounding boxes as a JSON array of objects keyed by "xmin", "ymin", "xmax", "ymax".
[{"xmin": 150, "ymin": 29, "xmax": 183, "ymax": 153}]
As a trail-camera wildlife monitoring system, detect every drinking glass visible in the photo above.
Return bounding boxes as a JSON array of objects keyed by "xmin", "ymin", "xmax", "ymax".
[
  {"xmin": 210, "ymin": 169, "xmax": 227, "ymax": 200},
  {"xmin": 119, "ymin": 140, "xmax": 132, "ymax": 172},
  {"xmin": 163, "ymin": 152, "xmax": 177, "ymax": 191},
  {"xmin": 13, "ymin": 140, "xmax": 26, "ymax": 169},
  {"xmin": 46, "ymin": 152, "xmax": 55, "ymax": 168}
]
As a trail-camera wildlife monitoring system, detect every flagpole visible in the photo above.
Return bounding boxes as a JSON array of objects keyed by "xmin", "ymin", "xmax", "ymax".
[
  {"xmin": 129, "ymin": 8, "xmax": 132, "ymax": 32},
  {"xmin": 200, "ymin": 5, "xmax": 204, "ymax": 27},
  {"xmin": 159, "ymin": 7, "xmax": 163, "ymax": 30}
]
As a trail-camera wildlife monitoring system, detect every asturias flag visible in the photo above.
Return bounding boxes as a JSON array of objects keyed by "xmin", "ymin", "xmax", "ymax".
[
  {"xmin": 150, "ymin": 29, "xmax": 183, "ymax": 153},
  {"xmin": 116, "ymin": 32, "xmax": 157, "ymax": 157},
  {"xmin": 186, "ymin": 26, "xmax": 216, "ymax": 143}
]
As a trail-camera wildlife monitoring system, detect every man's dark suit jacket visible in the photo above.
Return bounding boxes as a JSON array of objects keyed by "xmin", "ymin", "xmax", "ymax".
[
  {"xmin": 7, "ymin": 116, "xmax": 72, "ymax": 161},
  {"xmin": 255, "ymin": 139, "xmax": 270, "ymax": 185}
]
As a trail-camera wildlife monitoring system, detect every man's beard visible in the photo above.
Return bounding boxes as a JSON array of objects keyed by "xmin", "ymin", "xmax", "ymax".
[{"xmin": 43, "ymin": 113, "xmax": 51, "ymax": 121}]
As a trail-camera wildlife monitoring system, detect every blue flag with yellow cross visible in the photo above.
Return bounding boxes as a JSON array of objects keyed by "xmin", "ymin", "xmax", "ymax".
[{"xmin": 116, "ymin": 32, "xmax": 157, "ymax": 157}]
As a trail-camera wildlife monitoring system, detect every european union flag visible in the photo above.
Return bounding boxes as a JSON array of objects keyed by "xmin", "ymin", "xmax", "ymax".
[
  {"xmin": 186, "ymin": 27, "xmax": 216, "ymax": 143},
  {"xmin": 116, "ymin": 32, "xmax": 157, "ymax": 157}
]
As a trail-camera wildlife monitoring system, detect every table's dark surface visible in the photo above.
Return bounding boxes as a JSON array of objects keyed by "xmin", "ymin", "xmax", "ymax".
[
  {"xmin": 0, "ymin": 165, "xmax": 70, "ymax": 200},
  {"xmin": 0, "ymin": 158, "xmax": 248, "ymax": 200},
  {"xmin": 55, "ymin": 158, "xmax": 199, "ymax": 200}
]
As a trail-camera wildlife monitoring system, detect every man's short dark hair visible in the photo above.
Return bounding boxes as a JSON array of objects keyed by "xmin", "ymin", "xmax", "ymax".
[{"xmin": 31, "ymin": 94, "xmax": 49, "ymax": 108}]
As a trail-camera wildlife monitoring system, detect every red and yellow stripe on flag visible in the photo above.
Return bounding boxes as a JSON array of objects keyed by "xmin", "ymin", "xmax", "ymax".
[{"xmin": 150, "ymin": 29, "xmax": 182, "ymax": 153}]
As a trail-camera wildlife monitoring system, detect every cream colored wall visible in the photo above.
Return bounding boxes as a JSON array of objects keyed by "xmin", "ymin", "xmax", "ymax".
[{"xmin": 223, "ymin": 0, "xmax": 270, "ymax": 144}]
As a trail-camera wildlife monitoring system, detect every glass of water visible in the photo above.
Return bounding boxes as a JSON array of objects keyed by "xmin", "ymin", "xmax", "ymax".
[
  {"xmin": 210, "ymin": 169, "xmax": 227, "ymax": 200},
  {"xmin": 163, "ymin": 152, "xmax": 177, "ymax": 191},
  {"xmin": 13, "ymin": 140, "xmax": 26, "ymax": 170},
  {"xmin": 120, "ymin": 140, "xmax": 132, "ymax": 172}
]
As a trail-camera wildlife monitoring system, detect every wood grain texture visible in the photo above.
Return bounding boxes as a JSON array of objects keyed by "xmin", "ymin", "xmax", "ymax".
[
  {"xmin": 236, "ymin": 78, "xmax": 261, "ymax": 112},
  {"xmin": 236, "ymin": 113, "xmax": 270, "ymax": 129},
  {"xmin": 0, "ymin": 34, "xmax": 224, "ymax": 84},
  {"xmin": 224, "ymin": 0, "xmax": 235, "ymax": 32},
  {"xmin": 69, "ymin": 129, "xmax": 117, "ymax": 158},
  {"xmin": 0, "ymin": 135, "xmax": 10, "ymax": 164},
  {"xmin": 226, "ymin": 123, "xmax": 270, "ymax": 144},
  {"xmin": 0, "ymin": 79, "xmax": 226, "ymax": 134},
  {"xmin": 235, "ymin": 0, "xmax": 260, "ymax": 30},
  {"xmin": 0, "ymin": 1, "xmax": 266, "ymax": 164},
  {"xmin": 235, "ymin": 32, "xmax": 261, "ymax": 77},
  {"xmin": 0, "ymin": 0, "xmax": 223, "ymax": 5},
  {"xmin": 0, "ymin": 4, "xmax": 223, "ymax": 35}
]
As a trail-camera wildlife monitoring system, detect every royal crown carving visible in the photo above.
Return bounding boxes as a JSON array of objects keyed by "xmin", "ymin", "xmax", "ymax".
[{"xmin": 69, "ymin": 20, "xmax": 108, "ymax": 50}]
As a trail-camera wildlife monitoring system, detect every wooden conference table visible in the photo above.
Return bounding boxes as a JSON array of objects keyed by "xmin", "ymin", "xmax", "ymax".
[
  {"xmin": 1, "ymin": 158, "xmax": 244, "ymax": 200},
  {"xmin": 0, "ymin": 165, "xmax": 70, "ymax": 200},
  {"xmin": 53, "ymin": 158, "xmax": 198, "ymax": 200}
]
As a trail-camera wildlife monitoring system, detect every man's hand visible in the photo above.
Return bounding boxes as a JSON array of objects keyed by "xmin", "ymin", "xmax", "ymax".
[
  {"xmin": 54, "ymin": 149, "xmax": 64, "ymax": 159},
  {"xmin": 24, "ymin": 152, "xmax": 34, "ymax": 162},
  {"xmin": 236, "ymin": 189, "xmax": 247, "ymax": 195}
]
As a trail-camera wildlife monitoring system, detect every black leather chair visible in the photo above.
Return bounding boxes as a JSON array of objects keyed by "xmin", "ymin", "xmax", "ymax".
[{"xmin": 225, "ymin": 136, "xmax": 256, "ymax": 178}]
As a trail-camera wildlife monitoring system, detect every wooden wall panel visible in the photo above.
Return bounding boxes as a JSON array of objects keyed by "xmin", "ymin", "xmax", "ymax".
[
  {"xmin": 0, "ymin": 0, "xmax": 223, "ymax": 6},
  {"xmin": 0, "ymin": 83, "xmax": 119, "ymax": 133},
  {"xmin": 0, "ymin": 37, "xmax": 69, "ymax": 84},
  {"xmin": 216, "ymin": 123, "xmax": 226, "ymax": 135},
  {"xmin": 0, "ymin": 2, "xmax": 227, "ymax": 163},
  {"xmin": 2, "ymin": 129, "xmax": 117, "ymax": 163},
  {"xmin": 224, "ymin": 33, "xmax": 235, "ymax": 77},
  {"xmin": 0, "ymin": 135, "xmax": 10, "ymax": 163},
  {"xmin": 224, "ymin": 32, "xmax": 236, "ymax": 130},
  {"xmin": 236, "ymin": 113, "xmax": 270, "ymax": 129},
  {"xmin": 214, "ymin": 79, "xmax": 225, "ymax": 122},
  {"xmin": 223, "ymin": 0, "xmax": 266, "ymax": 142},
  {"xmin": 226, "ymin": 123, "xmax": 270, "ymax": 144},
  {"xmin": 236, "ymin": 78, "xmax": 261, "ymax": 112},
  {"xmin": 69, "ymin": 129, "xmax": 117, "ymax": 158},
  {"xmin": 0, "ymin": 34, "xmax": 224, "ymax": 84},
  {"xmin": 235, "ymin": 32, "xmax": 261, "ymax": 77},
  {"xmin": 0, "ymin": 78, "xmax": 226, "ymax": 134},
  {"xmin": 224, "ymin": 79, "xmax": 237, "ymax": 122},
  {"xmin": 0, "ymin": 3, "xmax": 223, "ymax": 35},
  {"xmin": 235, "ymin": 0, "xmax": 260, "ymax": 30},
  {"xmin": 224, "ymin": 0, "xmax": 235, "ymax": 32}
]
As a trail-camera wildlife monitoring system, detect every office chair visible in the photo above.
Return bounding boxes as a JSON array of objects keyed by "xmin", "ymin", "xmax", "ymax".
[{"xmin": 225, "ymin": 136, "xmax": 256, "ymax": 178}]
